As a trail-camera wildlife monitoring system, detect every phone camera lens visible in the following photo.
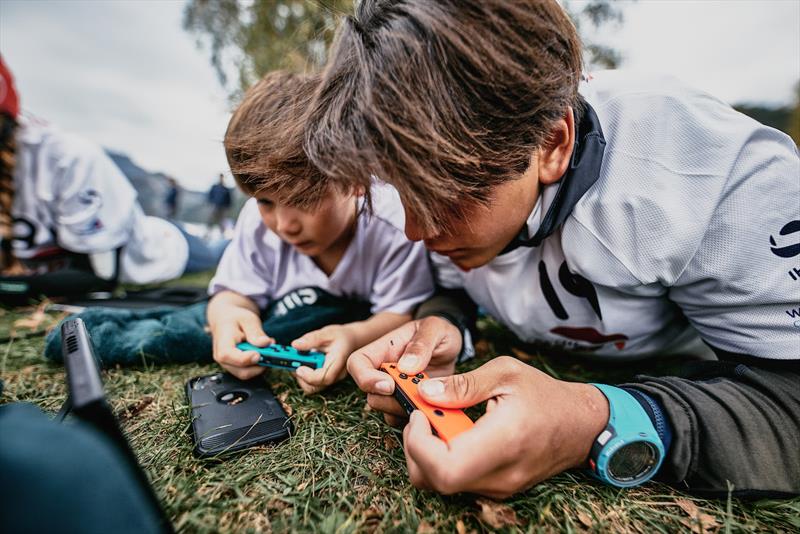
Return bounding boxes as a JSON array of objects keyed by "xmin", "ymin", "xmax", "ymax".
[{"xmin": 217, "ymin": 390, "xmax": 249, "ymax": 405}]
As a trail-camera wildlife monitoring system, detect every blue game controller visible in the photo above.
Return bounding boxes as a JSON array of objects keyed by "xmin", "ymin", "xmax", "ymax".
[{"xmin": 237, "ymin": 342, "xmax": 326, "ymax": 371}]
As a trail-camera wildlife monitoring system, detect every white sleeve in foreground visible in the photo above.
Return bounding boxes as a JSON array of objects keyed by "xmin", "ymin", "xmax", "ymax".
[
  {"xmin": 369, "ymin": 234, "xmax": 435, "ymax": 315},
  {"xmin": 208, "ymin": 200, "xmax": 275, "ymax": 309}
]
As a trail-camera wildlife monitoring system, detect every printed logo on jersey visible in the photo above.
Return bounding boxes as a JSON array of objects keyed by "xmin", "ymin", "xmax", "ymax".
[
  {"xmin": 72, "ymin": 217, "xmax": 104, "ymax": 236},
  {"xmin": 539, "ymin": 260, "xmax": 628, "ymax": 351},
  {"xmin": 78, "ymin": 189, "xmax": 102, "ymax": 207},
  {"xmin": 549, "ymin": 326, "xmax": 629, "ymax": 351},
  {"xmin": 769, "ymin": 220, "xmax": 800, "ymax": 258},
  {"xmin": 539, "ymin": 260, "xmax": 603, "ymax": 320},
  {"xmin": 272, "ymin": 287, "xmax": 319, "ymax": 317},
  {"xmin": 56, "ymin": 189, "xmax": 105, "ymax": 235},
  {"xmin": 11, "ymin": 217, "xmax": 36, "ymax": 248},
  {"xmin": 786, "ymin": 307, "xmax": 800, "ymax": 329}
]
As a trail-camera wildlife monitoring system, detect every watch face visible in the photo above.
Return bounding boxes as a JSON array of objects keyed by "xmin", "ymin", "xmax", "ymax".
[{"xmin": 607, "ymin": 441, "xmax": 659, "ymax": 483}]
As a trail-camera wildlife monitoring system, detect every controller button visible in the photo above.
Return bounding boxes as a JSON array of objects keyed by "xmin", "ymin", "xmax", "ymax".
[
  {"xmin": 433, "ymin": 409, "xmax": 444, "ymax": 417},
  {"xmin": 411, "ymin": 377, "xmax": 420, "ymax": 384},
  {"xmin": 389, "ymin": 364, "xmax": 396, "ymax": 369},
  {"xmin": 399, "ymin": 373, "xmax": 408, "ymax": 379},
  {"xmin": 415, "ymin": 373, "xmax": 424, "ymax": 379},
  {"xmin": 298, "ymin": 350, "xmax": 310, "ymax": 355}
]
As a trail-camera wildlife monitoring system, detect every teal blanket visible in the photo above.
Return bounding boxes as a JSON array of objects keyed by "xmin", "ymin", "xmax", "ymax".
[{"xmin": 44, "ymin": 288, "xmax": 371, "ymax": 367}]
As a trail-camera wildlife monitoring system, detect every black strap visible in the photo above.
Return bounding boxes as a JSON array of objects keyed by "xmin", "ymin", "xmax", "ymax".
[{"xmin": 500, "ymin": 102, "xmax": 607, "ymax": 254}]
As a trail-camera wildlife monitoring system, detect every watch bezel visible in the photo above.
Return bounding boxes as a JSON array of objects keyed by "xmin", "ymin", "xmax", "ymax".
[{"xmin": 606, "ymin": 439, "xmax": 661, "ymax": 485}]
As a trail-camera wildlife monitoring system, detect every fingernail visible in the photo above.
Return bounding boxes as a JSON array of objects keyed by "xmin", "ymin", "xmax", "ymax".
[
  {"xmin": 398, "ymin": 355, "xmax": 419, "ymax": 372},
  {"xmin": 375, "ymin": 380, "xmax": 393, "ymax": 395},
  {"xmin": 250, "ymin": 354, "xmax": 261, "ymax": 365},
  {"xmin": 419, "ymin": 379, "xmax": 445, "ymax": 398}
]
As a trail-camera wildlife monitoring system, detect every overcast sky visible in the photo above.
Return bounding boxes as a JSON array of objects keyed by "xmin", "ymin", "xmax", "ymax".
[{"xmin": 1, "ymin": 0, "xmax": 798, "ymax": 191}]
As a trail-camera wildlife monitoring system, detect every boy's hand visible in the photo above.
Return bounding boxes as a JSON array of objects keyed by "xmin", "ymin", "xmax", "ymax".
[
  {"xmin": 403, "ymin": 357, "xmax": 609, "ymax": 498},
  {"xmin": 346, "ymin": 316, "xmax": 462, "ymax": 424},
  {"xmin": 210, "ymin": 308, "xmax": 274, "ymax": 380},
  {"xmin": 291, "ymin": 325, "xmax": 357, "ymax": 394}
]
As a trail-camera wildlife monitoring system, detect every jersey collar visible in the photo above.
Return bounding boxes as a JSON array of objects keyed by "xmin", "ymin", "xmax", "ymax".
[{"xmin": 500, "ymin": 101, "xmax": 606, "ymax": 254}]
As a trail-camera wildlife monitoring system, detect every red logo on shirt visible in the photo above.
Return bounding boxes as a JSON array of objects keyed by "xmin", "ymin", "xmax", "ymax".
[{"xmin": 550, "ymin": 326, "xmax": 629, "ymax": 351}]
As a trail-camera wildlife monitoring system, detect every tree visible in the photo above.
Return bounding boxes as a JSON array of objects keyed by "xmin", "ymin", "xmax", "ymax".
[
  {"xmin": 562, "ymin": 0, "xmax": 626, "ymax": 69},
  {"xmin": 732, "ymin": 82, "xmax": 800, "ymax": 144},
  {"xmin": 184, "ymin": 0, "xmax": 628, "ymax": 100},
  {"xmin": 788, "ymin": 82, "xmax": 800, "ymax": 145},
  {"xmin": 183, "ymin": 0, "xmax": 352, "ymax": 102}
]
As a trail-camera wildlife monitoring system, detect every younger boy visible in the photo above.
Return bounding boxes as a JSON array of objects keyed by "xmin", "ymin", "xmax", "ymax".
[{"xmin": 208, "ymin": 71, "xmax": 434, "ymax": 394}]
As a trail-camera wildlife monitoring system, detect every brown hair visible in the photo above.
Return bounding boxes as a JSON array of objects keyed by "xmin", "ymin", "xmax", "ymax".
[
  {"xmin": 225, "ymin": 70, "xmax": 344, "ymax": 208},
  {"xmin": 305, "ymin": 0, "xmax": 583, "ymax": 234}
]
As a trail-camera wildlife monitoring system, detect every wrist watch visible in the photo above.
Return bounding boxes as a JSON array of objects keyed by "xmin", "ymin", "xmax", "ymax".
[{"xmin": 588, "ymin": 384, "xmax": 665, "ymax": 488}]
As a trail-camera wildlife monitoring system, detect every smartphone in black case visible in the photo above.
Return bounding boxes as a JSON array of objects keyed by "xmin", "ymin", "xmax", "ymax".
[{"xmin": 186, "ymin": 372, "xmax": 292, "ymax": 457}]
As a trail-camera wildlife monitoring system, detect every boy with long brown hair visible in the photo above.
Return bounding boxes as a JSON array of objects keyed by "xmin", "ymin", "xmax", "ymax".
[
  {"xmin": 305, "ymin": 0, "xmax": 800, "ymax": 497},
  {"xmin": 208, "ymin": 70, "xmax": 433, "ymax": 394}
]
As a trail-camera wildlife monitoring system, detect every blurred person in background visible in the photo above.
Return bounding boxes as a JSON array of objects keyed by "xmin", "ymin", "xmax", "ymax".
[
  {"xmin": 0, "ymin": 55, "xmax": 228, "ymax": 302},
  {"xmin": 165, "ymin": 177, "xmax": 180, "ymax": 220},
  {"xmin": 206, "ymin": 172, "xmax": 231, "ymax": 238}
]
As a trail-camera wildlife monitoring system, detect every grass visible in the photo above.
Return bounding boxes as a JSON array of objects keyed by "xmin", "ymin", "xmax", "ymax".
[{"xmin": 2, "ymin": 274, "xmax": 799, "ymax": 533}]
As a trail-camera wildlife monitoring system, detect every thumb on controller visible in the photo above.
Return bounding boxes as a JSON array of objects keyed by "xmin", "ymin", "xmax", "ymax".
[{"xmin": 417, "ymin": 357, "xmax": 513, "ymax": 409}]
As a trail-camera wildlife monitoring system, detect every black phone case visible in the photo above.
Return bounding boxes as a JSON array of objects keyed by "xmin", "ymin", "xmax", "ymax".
[{"xmin": 186, "ymin": 373, "xmax": 292, "ymax": 457}]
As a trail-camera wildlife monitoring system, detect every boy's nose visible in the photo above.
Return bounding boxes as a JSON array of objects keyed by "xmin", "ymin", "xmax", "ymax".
[{"xmin": 275, "ymin": 207, "xmax": 301, "ymax": 236}]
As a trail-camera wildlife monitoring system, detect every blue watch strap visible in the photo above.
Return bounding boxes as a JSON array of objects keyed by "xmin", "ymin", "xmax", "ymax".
[
  {"xmin": 622, "ymin": 387, "xmax": 673, "ymax": 455},
  {"xmin": 589, "ymin": 384, "xmax": 665, "ymax": 487}
]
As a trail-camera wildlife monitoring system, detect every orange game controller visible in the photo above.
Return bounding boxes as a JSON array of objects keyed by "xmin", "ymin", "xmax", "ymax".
[{"xmin": 380, "ymin": 362, "xmax": 474, "ymax": 443}]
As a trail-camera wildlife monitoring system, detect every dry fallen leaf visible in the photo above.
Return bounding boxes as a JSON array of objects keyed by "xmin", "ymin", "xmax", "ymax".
[
  {"xmin": 119, "ymin": 395, "xmax": 155, "ymax": 422},
  {"xmin": 361, "ymin": 506, "xmax": 383, "ymax": 531},
  {"xmin": 510, "ymin": 346, "xmax": 536, "ymax": 363},
  {"xmin": 18, "ymin": 365, "xmax": 38, "ymax": 376},
  {"xmin": 476, "ymin": 498, "xmax": 521, "ymax": 529},
  {"xmin": 383, "ymin": 434, "xmax": 398, "ymax": 451},
  {"xmin": 277, "ymin": 391, "xmax": 293, "ymax": 417},
  {"xmin": 12, "ymin": 301, "xmax": 50, "ymax": 331},
  {"xmin": 675, "ymin": 498, "xmax": 720, "ymax": 534},
  {"xmin": 455, "ymin": 519, "xmax": 477, "ymax": 534},
  {"xmin": 416, "ymin": 520, "xmax": 435, "ymax": 534},
  {"xmin": 364, "ymin": 506, "xmax": 382, "ymax": 519},
  {"xmin": 577, "ymin": 510, "xmax": 594, "ymax": 528},
  {"xmin": 473, "ymin": 339, "xmax": 491, "ymax": 358}
]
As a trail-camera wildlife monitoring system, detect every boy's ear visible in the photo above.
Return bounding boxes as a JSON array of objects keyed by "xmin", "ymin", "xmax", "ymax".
[
  {"xmin": 353, "ymin": 184, "xmax": 367, "ymax": 197},
  {"xmin": 537, "ymin": 107, "xmax": 575, "ymax": 186}
]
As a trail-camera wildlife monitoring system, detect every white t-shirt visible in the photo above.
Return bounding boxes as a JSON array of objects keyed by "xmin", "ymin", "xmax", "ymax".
[
  {"xmin": 434, "ymin": 70, "xmax": 800, "ymax": 361},
  {"xmin": 11, "ymin": 117, "xmax": 188, "ymax": 284},
  {"xmin": 209, "ymin": 183, "xmax": 435, "ymax": 314}
]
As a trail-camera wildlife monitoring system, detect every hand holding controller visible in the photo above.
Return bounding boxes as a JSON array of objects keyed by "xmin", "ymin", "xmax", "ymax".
[
  {"xmin": 380, "ymin": 362, "xmax": 473, "ymax": 443},
  {"xmin": 237, "ymin": 342, "xmax": 325, "ymax": 371}
]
